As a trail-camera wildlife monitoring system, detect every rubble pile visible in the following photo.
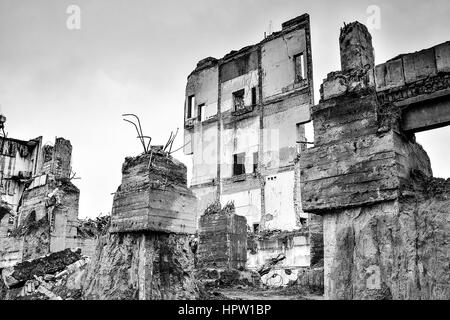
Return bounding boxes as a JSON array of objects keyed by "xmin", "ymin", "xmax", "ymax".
[{"xmin": 0, "ymin": 248, "xmax": 89, "ymax": 300}]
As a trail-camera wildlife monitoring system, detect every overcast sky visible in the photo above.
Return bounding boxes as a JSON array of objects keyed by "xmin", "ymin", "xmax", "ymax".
[{"xmin": 1, "ymin": 0, "xmax": 449, "ymax": 218}]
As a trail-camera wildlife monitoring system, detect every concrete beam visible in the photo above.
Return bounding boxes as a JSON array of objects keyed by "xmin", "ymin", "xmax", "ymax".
[{"xmin": 401, "ymin": 93, "xmax": 450, "ymax": 133}]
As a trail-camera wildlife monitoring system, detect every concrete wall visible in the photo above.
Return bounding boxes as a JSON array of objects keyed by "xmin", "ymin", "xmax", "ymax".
[
  {"xmin": 192, "ymin": 122, "xmax": 217, "ymax": 185},
  {"xmin": 220, "ymin": 70, "xmax": 258, "ymax": 113},
  {"xmin": 221, "ymin": 188, "xmax": 261, "ymax": 227},
  {"xmin": 263, "ymin": 102, "xmax": 308, "ymax": 170},
  {"xmin": 375, "ymin": 42, "xmax": 450, "ymax": 92},
  {"xmin": 221, "ymin": 116, "xmax": 259, "ymax": 178},
  {"xmin": 264, "ymin": 171, "xmax": 296, "ymax": 230},
  {"xmin": 110, "ymin": 149, "xmax": 197, "ymax": 235},
  {"xmin": 262, "ymin": 29, "xmax": 308, "ymax": 100},
  {"xmin": 191, "ymin": 185, "xmax": 217, "ymax": 228},
  {"xmin": 185, "ymin": 65, "xmax": 219, "ymax": 121},
  {"xmin": 0, "ymin": 236, "xmax": 23, "ymax": 268},
  {"xmin": 183, "ymin": 14, "xmax": 314, "ymax": 255},
  {"xmin": 300, "ymin": 21, "xmax": 450, "ymax": 299},
  {"xmin": 198, "ymin": 210, "xmax": 247, "ymax": 269}
]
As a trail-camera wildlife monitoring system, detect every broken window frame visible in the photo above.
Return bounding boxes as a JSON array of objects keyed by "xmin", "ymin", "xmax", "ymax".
[
  {"xmin": 187, "ymin": 95, "xmax": 195, "ymax": 119},
  {"xmin": 233, "ymin": 152, "xmax": 246, "ymax": 176},
  {"xmin": 252, "ymin": 151, "xmax": 258, "ymax": 173},
  {"xmin": 294, "ymin": 52, "xmax": 306, "ymax": 83},
  {"xmin": 251, "ymin": 87, "xmax": 257, "ymax": 106},
  {"xmin": 232, "ymin": 89, "xmax": 245, "ymax": 112},
  {"xmin": 197, "ymin": 103, "xmax": 205, "ymax": 122}
]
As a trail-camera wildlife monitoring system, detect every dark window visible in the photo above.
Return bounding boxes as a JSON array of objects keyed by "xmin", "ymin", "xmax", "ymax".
[
  {"xmin": 187, "ymin": 95, "xmax": 195, "ymax": 119},
  {"xmin": 294, "ymin": 53, "xmax": 305, "ymax": 83},
  {"xmin": 198, "ymin": 104, "xmax": 205, "ymax": 121},
  {"xmin": 253, "ymin": 223, "xmax": 260, "ymax": 233},
  {"xmin": 253, "ymin": 152, "xmax": 258, "ymax": 173},
  {"xmin": 251, "ymin": 87, "xmax": 257, "ymax": 105},
  {"xmin": 233, "ymin": 89, "xmax": 245, "ymax": 111},
  {"xmin": 233, "ymin": 152, "xmax": 246, "ymax": 176}
]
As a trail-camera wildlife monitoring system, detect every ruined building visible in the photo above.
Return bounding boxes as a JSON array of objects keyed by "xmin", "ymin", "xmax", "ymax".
[
  {"xmin": 82, "ymin": 146, "xmax": 199, "ymax": 300},
  {"xmin": 0, "ymin": 119, "xmax": 96, "ymax": 268},
  {"xmin": 298, "ymin": 22, "xmax": 450, "ymax": 299},
  {"xmin": 183, "ymin": 13, "xmax": 317, "ymax": 284}
]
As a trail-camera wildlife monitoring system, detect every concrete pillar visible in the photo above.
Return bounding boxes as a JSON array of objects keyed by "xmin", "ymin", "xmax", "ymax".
[{"xmin": 339, "ymin": 21, "xmax": 375, "ymax": 72}]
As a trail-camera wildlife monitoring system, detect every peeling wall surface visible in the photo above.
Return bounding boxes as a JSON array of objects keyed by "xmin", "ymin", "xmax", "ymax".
[
  {"xmin": 183, "ymin": 14, "xmax": 314, "ymax": 240},
  {"xmin": 299, "ymin": 21, "xmax": 450, "ymax": 299},
  {"xmin": 261, "ymin": 28, "xmax": 307, "ymax": 100}
]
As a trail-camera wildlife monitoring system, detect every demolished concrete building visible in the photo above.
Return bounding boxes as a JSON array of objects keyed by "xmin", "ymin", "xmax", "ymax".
[
  {"xmin": 183, "ymin": 13, "xmax": 320, "ymax": 285},
  {"xmin": 0, "ymin": 118, "xmax": 96, "ymax": 268},
  {"xmin": 298, "ymin": 22, "xmax": 450, "ymax": 299},
  {"xmin": 82, "ymin": 146, "xmax": 200, "ymax": 300}
]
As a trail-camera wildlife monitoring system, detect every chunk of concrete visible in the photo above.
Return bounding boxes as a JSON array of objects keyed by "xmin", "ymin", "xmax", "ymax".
[
  {"xmin": 403, "ymin": 48, "xmax": 437, "ymax": 83},
  {"xmin": 321, "ymin": 77, "xmax": 347, "ymax": 100},
  {"xmin": 435, "ymin": 42, "xmax": 450, "ymax": 73}
]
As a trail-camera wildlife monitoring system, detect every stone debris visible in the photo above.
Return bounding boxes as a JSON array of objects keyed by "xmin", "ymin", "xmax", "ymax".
[
  {"xmin": 0, "ymin": 248, "xmax": 90, "ymax": 300},
  {"xmin": 257, "ymin": 253, "xmax": 286, "ymax": 277}
]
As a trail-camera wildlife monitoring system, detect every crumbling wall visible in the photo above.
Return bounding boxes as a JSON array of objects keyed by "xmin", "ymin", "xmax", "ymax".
[
  {"xmin": 84, "ymin": 148, "xmax": 200, "ymax": 300},
  {"xmin": 299, "ymin": 21, "xmax": 450, "ymax": 300},
  {"xmin": 323, "ymin": 175, "xmax": 450, "ymax": 300},
  {"xmin": 82, "ymin": 232, "xmax": 199, "ymax": 300},
  {"xmin": 109, "ymin": 149, "xmax": 197, "ymax": 234},
  {"xmin": 198, "ymin": 202, "xmax": 247, "ymax": 269},
  {"xmin": 0, "ymin": 137, "xmax": 42, "ymax": 212},
  {"xmin": 40, "ymin": 138, "xmax": 72, "ymax": 179}
]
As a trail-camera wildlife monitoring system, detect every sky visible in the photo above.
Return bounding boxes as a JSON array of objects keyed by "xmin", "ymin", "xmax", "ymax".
[{"xmin": 0, "ymin": 0, "xmax": 449, "ymax": 218}]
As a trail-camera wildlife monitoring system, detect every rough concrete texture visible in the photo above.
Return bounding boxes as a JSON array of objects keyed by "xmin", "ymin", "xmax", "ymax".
[
  {"xmin": 198, "ymin": 201, "xmax": 247, "ymax": 269},
  {"xmin": 297, "ymin": 267, "xmax": 324, "ymax": 294},
  {"xmin": 339, "ymin": 21, "xmax": 375, "ymax": 72},
  {"xmin": 82, "ymin": 150, "xmax": 200, "ymax": 300},
  {"xmin": 324, "ymin": 173, "xmax": 450, "ymax": 299},
  {"xmin": 299, "ymin": 21, "xmax": 450, "ymax": 299},
  {"xmin": 110, "ymin": 147, "xmax": 197, "ymax": 235},
  {"xmin": 82, "ymin": 232, "xmax": 199, "ymax": 300}
]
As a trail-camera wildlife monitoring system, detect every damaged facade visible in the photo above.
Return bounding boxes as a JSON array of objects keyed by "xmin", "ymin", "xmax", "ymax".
[
  {"xmin": 298, "ymin": 22, "xmax": 450, "ymax": 299},
  {"xmin": 0, "ymin": 120, "xmax": 96, "ymax": 269},
  {"xmin": 183, "ymin": 13, "xmax": 319, "ymax": 285}
]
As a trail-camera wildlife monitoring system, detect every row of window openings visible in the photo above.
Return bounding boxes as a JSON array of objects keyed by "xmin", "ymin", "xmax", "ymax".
[
  {"xmin": 229, "ymin": 124, "xmax": 305, "ymax": 177},
  {"xmin": 187, "ymin": 51, "xmax": 306, "ymax": 121},
  {"xmin": 186, "ymin": 86, "xmax": 258, "ymax": 121}
]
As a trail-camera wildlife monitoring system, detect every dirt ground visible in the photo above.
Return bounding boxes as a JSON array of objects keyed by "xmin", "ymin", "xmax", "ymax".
[{"xmin": 212, "ymin": 286, "xmax": 324, "ymax": 300}]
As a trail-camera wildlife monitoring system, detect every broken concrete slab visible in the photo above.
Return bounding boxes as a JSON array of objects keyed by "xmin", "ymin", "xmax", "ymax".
[{"xmin": 110, "ymin": 147, "xmax": 197, "ymax": 235}]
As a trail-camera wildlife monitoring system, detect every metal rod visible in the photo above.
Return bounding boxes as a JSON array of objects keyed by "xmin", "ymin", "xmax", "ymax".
[{"xmin": 123, "ymin": 119, "xmax": 147, "ymax": 153}]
